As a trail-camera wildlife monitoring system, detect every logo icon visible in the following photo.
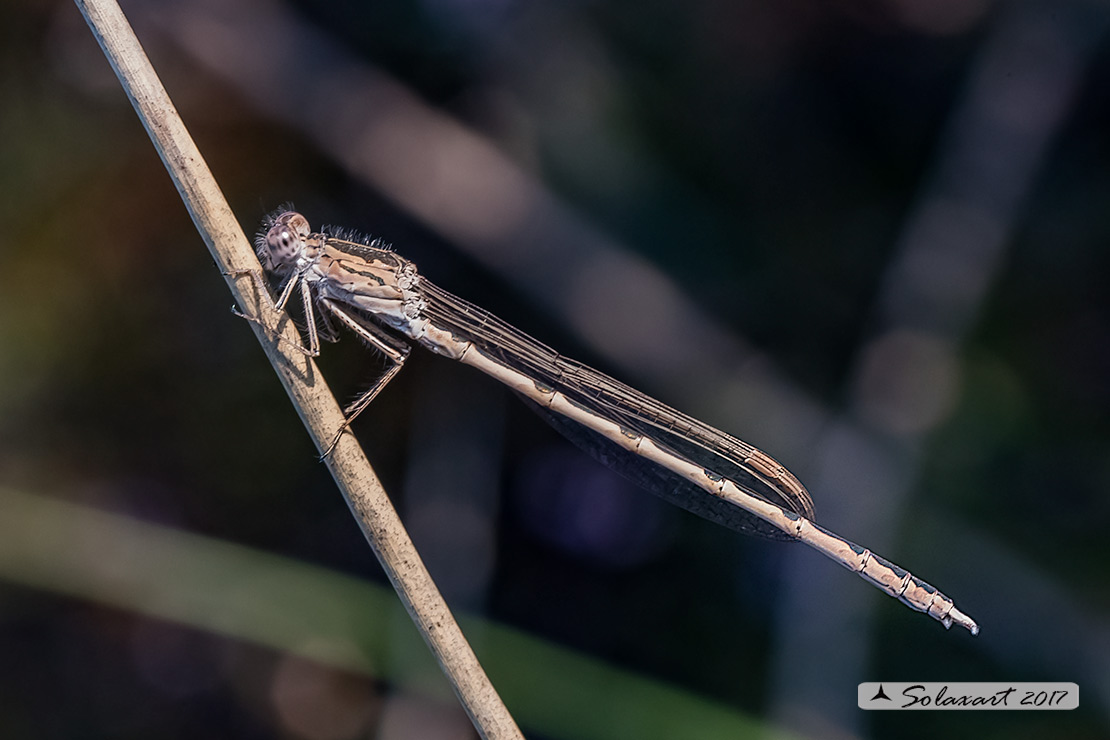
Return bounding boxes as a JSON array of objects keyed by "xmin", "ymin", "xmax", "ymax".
[{"xmin": 871, "ymin": 684, "xmax": 892, "ymax": 701}]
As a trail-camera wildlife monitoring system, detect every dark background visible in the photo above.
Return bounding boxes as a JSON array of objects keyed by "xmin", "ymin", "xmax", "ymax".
[{"xmin": 1, "ymin": 0, "xmax": 1107, "ymax": 737}]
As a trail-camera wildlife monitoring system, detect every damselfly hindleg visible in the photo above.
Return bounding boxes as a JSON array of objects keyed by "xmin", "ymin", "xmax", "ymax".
[{"xmin": 318, "ymin": 299, "xmax": 411, "ymax": 457}]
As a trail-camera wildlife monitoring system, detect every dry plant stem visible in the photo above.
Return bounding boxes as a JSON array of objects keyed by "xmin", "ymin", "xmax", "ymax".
[{"xmin": 73, "ymin": 1, "xmax": 523, "ymax": 737}]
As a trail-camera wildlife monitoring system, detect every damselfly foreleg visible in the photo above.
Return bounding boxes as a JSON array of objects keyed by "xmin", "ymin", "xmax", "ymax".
[{"xmin": 226, "ymin": 269, "xmax": 322, "ymax": 357}]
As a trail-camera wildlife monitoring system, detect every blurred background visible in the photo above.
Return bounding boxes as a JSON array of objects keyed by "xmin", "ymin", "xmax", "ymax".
[{"xmin": 2, "ymin": 0, "xmax": 1108, "ymax": 737}]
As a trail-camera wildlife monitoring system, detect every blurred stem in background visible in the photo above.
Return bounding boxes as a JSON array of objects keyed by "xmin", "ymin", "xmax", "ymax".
[{"xmin": 0, "ymin": 486, "xmax": 790, "ymax": 740}]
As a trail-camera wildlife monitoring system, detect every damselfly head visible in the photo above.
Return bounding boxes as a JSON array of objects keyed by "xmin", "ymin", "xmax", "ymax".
[{"xmin": 260, "ymin": 211, "xmax": 311, "ymax": 272}]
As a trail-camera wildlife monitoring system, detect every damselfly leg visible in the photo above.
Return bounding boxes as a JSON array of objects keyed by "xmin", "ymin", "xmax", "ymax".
[
  {"xmin": 226, "ymin": 268, "xmax": 322, "ymax": 357},
  {"xmin": 227, "ymin": 267, "xmax": 412, "ymax": 457},
  {"xmin": 317, "ymin": 299, "xmax": 411, "ymax": 457}
]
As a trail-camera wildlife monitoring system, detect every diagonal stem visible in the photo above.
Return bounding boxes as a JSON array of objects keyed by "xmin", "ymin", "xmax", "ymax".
[{"xmin": 73, "ymin": 1, "xmax": 523, "ymax": 737}]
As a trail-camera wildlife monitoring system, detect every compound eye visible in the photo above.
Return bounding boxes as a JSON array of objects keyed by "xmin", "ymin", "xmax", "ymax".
[
  {"xmin": 264, "ymin": 227, "xmax": 298, "ymax": 266},
  {"xmin": 260, "ymin": 210, "xmax": 312, "ymax": 270}
]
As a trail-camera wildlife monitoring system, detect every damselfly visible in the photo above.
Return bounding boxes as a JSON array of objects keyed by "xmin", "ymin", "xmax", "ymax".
[{"xmin": 231, "ymin": 209, "xmax": 979, "ymax": 635}]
